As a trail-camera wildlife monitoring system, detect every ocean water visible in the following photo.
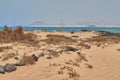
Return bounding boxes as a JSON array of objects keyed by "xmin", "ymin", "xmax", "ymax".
[{"xmin": 0, "ymin": 27, "xmax": 120, "ymax": 33}]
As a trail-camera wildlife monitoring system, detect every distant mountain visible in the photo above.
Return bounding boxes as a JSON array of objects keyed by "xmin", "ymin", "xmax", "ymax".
[{"xmin": 29, "ymin": 21, "xmax": 47, "ymax": 26}]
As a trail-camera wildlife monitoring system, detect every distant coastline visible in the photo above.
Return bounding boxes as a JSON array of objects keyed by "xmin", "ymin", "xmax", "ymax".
[{"xmin": 28, "ymin": 24, "xmax": 120, "ymax": 27}]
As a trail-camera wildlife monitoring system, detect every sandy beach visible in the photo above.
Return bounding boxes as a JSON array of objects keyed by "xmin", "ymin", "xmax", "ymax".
[{"xmin": 0, "ymin": 27, "xmax": 120, "ymax": 80}]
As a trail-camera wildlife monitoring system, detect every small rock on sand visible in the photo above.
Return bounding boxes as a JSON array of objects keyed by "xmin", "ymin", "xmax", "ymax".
[
  {"xmin": 38, "ymin": 52, "xmax": 45, "ymax": 58},
  {"xmin": 32, "ymin": 54, "xmax": 38, "ymax": 61},
  {"xmin": 0, "ymin": 66, "xmax": 5, "ymax": 74},
  {"xmin": 47, "ymin": 56, "xmax": 52, "ymax": 59},
  {"xmin": 66, "ymin": 46, "xmax": 77, "ymax": 52},
  {"xmin": 4, "ymin": 64, "xmax": 17, "ymax": 72},
  {"xmin": 15, "ymin": 60, "xmax": 26, "ymax": 66}
]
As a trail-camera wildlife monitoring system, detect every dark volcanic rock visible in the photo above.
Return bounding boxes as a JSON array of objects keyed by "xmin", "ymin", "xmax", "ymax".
[
  {"xmin": 0, "ymin": 66, "xmax": 5, "ymax": 74},
  {"xmin": 47, "ymin": 56, "xmax": 52, "ymax": 59},
  {"xmin": 15, "ymin": 60, "xmax": 26, "ymax": 66},
  {"xmin": 66, "ymin": 46, "xmax": 78, "ymax": 52},
  {"xmin": 71, "ymin": 36, "xmax": 79, "ymax": 38},
  {"xmin": 77, "ymin": 52, "xmax": 81, "ymax": 55},
  {"xmin": 4, "ymin": 64, "xmax": 16, "ymax": 72},
  {"xmin": 32, "ymin": 54, "xmax": 38, "ymax": 61},
  {"xmin": 71, "ymin": 31, "xmax": 74, "ymax": 34},
  {"xmin": 38, "ymin": 52, "xmax": 45, "ymax": 58}
]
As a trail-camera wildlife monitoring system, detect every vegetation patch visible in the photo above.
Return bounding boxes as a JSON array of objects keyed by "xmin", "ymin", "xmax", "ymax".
[
  {"xmin": 0, "ymin": 46, "xmax": 12, "ymax": 52},
  {"xmin": 43, "ymin": 34, "xmax": 76, "ymax": 45},
  {"xmin": 0, "ymin": 26, "xmax": 38, "ymax": 46},
  {"xmin": 2, "ymin": 53, "xmax": 18, "ymax": 61}
]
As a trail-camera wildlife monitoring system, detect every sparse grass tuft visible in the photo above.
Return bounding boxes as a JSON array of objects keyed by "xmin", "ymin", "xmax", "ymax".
[
  {"xmin": 89, "ymin": 35, "xmax": 120, "ymax": 43},
  {"xmin": 0, "ymin": 46, "xmax": 12, "ymax": 52},
  {"xmin": 2, "ymin": 52, "xmax": 18, "ymax": 61}
]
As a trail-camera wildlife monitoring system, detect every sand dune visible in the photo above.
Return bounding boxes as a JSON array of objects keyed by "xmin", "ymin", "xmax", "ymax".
[
  {"xmin": 0, "ymin": 44, "xmax": 120, "ymax": 80},
  {"xmin": 0, "ymin": 29, "xmax": 120, "ymax": 80}
]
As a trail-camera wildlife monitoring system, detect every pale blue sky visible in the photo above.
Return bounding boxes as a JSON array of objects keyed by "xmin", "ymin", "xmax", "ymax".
[{"xmin": 0, "ymin": 0, "xmax": 120, "ymax": 26}]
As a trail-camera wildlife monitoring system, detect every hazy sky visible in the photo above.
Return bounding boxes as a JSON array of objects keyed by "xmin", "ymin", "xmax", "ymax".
[{"xmin": 0, "ymin": 0, "xmax": 120, "ymax": 26}]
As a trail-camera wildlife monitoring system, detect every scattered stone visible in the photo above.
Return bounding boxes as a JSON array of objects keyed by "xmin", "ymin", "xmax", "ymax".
[
  {"xmin": 71, "ymin": 31, "xmax": 74, "ymax": 34},
  {"xmin": 77, "ymin": 52, "xmax": 81, "ymax": 55},
  {"xmin": 117, "ymin": 49, "xmax": 120, "ymax": 51},
  {"xmin": 38, "ymin": 52, "xmax": 45, "ymax": 58},
  {"xmin": 96, "ymin": 43, "xmax": 101, "ymax": 47},
  {"xmin": 59, "ymin": 50, "xmax": 64, "ymax": 54},
  {"xmin": 47, "ymin": 49, "xmax": 53, "ymax": 53},
  {"xmin": 86, "ymin": 63, "xmax": 93, "ymax": 69},
  {"xmin": 4, "ymin": 64, "xmax": 16, "ymax": 72},
  {"xmin": 32, "ymin": 54, "xmax": 38, "ymax": 61},
  {"xmin": 66, "ymin": 46, "xmax": 77, "ymax": 52},
  {"xmin": 0, "ymin": 66, "xmax": 5, "ymax": 74},
  {"xmin": 14, "ymin": 57, "xmax": 19, "ymax": 60},
  {"xmin": 58, "ymin": 70, "xmax": 63, "ymax": 74},
  {"xmin": 15, "ymin": 60, "xmax": 26, "ymax": 66},
  {"xmin": 47, "ymin": 56, "xmax": 52, "ymax": 59},
  {"xmin": 71, "ymin": 36, "xmax": 79, "ymax": 38},
  {"xmin": 85, "ymin": 45, "xmax": 91, "ymax": 49}
]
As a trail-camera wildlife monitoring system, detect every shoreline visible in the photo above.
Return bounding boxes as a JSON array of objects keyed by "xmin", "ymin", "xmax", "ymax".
[{"xmin": 0, "ymin": 26, "xmax": 120, "ymax": 34}]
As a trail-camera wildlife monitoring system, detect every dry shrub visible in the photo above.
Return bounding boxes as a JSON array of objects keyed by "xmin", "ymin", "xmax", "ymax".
[
  {"xmin": 65, "ymin": 61, "xmax": 72, "ymax": 65},
  {"xmin": 24, "ymin": 33, "xmax": 36, "ymax": 41},
  {"xmin": 60, "ymin": 65, "xmax": 73, "ymax": 71},
  {"xmin": 80, "ymin": 55, "xmax": 88, "ymax": 62},
  {"xmin": 44, "ymin": 34, "xmax": 76, "ymax": 45},
  {"xmin": 65, "ymin": 60, "xmax": 80, "ymax": 67},
  {"xmin": 89, "ymin": 35, "xmax": 120, "ymax": 43},
  {"xmin": 2, "ymin": 53, "xmax": 18, "ymax": 61},
  {"xmin": 12, "ymin": 26, "xmax": 24, "ymax": 41},
  {"xmin": 0, "ymin": 26, "xmax": 24, "ymax": 42},
  {"xmin": 78, "ymin": 54, "xmax": 88, "ymax": 62},
  {"xmin": 68, "ymin": 70, "xmax": 80, "ymax": 79},
  {"xmin": 0, "ymin": 46, "xmax": 12, "ymax": 52},
  {"xmin": 75, "ymin": 57, "xmax": 82, "ymax": 63},
  {"xmin": 22, "ymin": 55, "xmax": 35, "ymax": 65},
  {"xmin": 0, "ymin": 26, "xmax": 38, "ymax": 45},
  {"xmin": 22, "ymin": 33, "xmax": 38, "ymax": 46},
  {"xmin": 49, "ymin": 63, "xmax": 61, "ymax": 67},
  {"xmin": 0, "ymin": 31, "xmax": 2, "ymax": 43}
]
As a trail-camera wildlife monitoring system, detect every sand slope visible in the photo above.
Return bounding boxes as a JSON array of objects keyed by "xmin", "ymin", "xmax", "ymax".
[
  {"xmin": 0, "ymin": 44, "xmax": 120, "ymax": 80},
  {"xmin": 80, "ymin": 44, "xmax": 120, "ymax": 80}
]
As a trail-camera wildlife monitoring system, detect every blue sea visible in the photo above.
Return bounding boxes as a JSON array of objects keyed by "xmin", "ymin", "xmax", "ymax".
[{"xmin": 0, "ymin": 26, "xmax": 120, "ymax": 33}]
